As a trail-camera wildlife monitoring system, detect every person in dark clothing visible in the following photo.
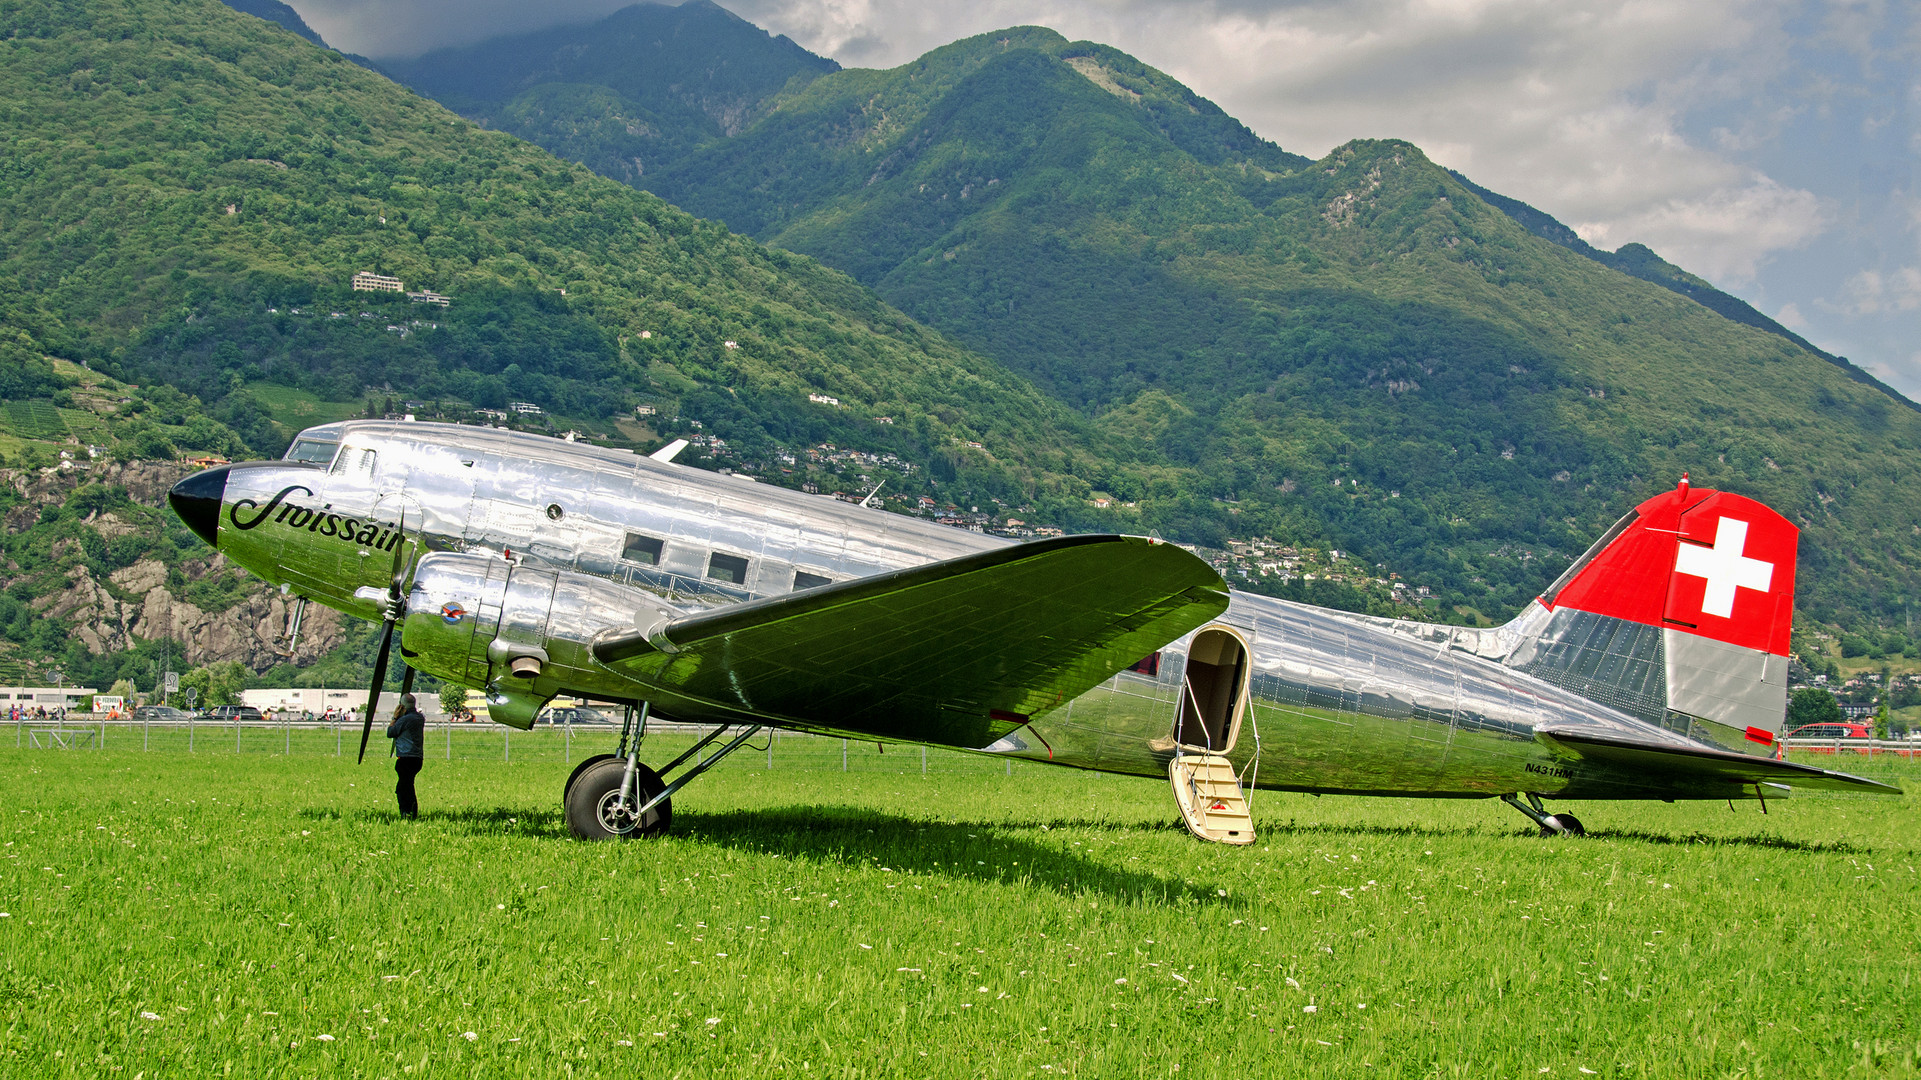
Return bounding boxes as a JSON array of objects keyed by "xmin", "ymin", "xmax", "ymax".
[{"xmin": 386, "ymin": 694, "xmax": 425, "ymax": 818}]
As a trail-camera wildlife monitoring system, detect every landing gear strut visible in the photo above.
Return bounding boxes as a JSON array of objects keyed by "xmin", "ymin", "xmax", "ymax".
[
  {"xmin": 561, "ymin": 702, "xmax": 764, "ymax": 840},
  {"xmin": 1501, "ymin": 792, "xmax": 1586, "ymax": 837}
]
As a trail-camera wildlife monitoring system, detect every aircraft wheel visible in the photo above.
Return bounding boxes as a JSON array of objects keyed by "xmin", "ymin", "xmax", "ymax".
[
  {"xmin": 564, "ymin": 753, "xmax": 617, "ymax": 805},
  {"xmin": 566, "ymin": 757, "xmax": 671, "ymax": 840},
  {"xmin": 1540, "ymin": 813, "xmax": 1586, "ymax": 838}
]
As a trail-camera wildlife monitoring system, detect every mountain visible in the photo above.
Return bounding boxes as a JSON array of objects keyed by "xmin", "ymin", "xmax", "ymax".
[
  {"xmin": 4, "ymin": 0, "xmax": 1919, "ymax": 682},
  {"xmin": 0, "ymin": 0, "xmax": 1144, "ymax": 688},
  {"xmin": 217, "ymin": 0, "xmax": 386, "ymax": 73},
  {"xmin": 625, "ymin": 27, "xmax": 1921, "ymax": 629},
  {"xmin": 382, "ymin": 1, "xmax": 838, "ymax": 184},
  {"xmin": 1443, "ymin": 169, "xmax": 1904, "ymax": 402},
  {"xmin": 219, "ymin": 0, "xmax": 324, "ymax": 48}
]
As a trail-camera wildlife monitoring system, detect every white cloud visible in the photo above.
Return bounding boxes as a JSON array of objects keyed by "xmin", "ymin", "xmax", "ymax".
[
  {"xmin": 1775, "ymin": 301, "xmax": 1806, "ymax": 329},
  {"xmin": 1571, "ymin": 176, "xmax": 1827, "ymax": 282},
  {"xmin": 1820, "ymin": 267, "xmax": 1921, "ymax": 317}
]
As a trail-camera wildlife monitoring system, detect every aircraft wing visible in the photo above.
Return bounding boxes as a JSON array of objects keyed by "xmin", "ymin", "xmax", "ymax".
[
  {"xmin": 593, "ymin": 534, "xmax": 1228, "ymax": 748},
  {"xmin": 1535, "ymin": 726, "xmax": 1903, "ymax": 795}
]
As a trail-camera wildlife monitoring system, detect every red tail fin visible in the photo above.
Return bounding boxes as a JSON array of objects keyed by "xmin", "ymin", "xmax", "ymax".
[
  {"xmin": 1545, "ymin": 477, "xmax": 1796, "ymax": 657},
  {"xmin": 1517, "ymin": 478, "xmax": 1798, "ymax": 752}
]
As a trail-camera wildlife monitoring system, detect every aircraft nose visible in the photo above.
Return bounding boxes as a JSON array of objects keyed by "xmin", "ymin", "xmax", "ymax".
[{"xmin": 169, "ymin": 465, "xmax": 229, "ymax": 548}]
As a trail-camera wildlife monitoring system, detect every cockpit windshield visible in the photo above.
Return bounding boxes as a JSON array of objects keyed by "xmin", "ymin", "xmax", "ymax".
[{"xmin": 284, "ymin": 437, "xmax": 339, "ymax": 466}]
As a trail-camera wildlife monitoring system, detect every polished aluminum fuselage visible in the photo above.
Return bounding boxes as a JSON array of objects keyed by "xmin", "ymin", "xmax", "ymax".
[{"xmin": 211, "ymin": 421, "xmax": 1732, "ymax": 800}]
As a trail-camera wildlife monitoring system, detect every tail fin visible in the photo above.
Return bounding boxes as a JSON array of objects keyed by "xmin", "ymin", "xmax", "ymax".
[{"xmin": 1502, "ymin": 477, "xmax": 1797, "ymax": 755}]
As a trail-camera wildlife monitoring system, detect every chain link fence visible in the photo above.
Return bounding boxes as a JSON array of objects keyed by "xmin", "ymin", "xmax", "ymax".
[{"xmin": 10, "ymin": 715, "xmax": 1032, "ymax": 776}]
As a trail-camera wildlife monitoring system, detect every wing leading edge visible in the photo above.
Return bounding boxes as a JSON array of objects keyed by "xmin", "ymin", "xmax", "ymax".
[
  {"xmin": 1537, "ymin": 727, "xmax": 1902, "ymax": 795},
  {"xmin": 593, "ymin": 534, "xmax": 1229, "ymax": 748}
]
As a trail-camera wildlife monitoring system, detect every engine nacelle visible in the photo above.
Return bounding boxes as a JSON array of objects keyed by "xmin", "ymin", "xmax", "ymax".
[{"xmin": 401, "ymin": 551, "xmax": 681, "ymax": 728}]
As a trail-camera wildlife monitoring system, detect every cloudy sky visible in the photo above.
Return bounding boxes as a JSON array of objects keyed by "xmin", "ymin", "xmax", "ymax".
[{"xmin": 298, "ymin": 0, "xmax": 1920, "ymax": 399}]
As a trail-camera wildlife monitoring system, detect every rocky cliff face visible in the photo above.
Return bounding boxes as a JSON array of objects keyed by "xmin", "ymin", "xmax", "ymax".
[{"xmin": 5, "ymin": 460, "xmax": 346, "ymax": 671}]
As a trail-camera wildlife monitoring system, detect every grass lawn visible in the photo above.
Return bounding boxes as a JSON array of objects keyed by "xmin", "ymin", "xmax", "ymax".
[{"xmin": 1, "ymin": 731, "xmax": 1917, "ymax": 1078}]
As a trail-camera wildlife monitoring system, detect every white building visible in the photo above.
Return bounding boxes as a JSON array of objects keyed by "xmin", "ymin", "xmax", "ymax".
[
  {"xmin": 0, "ymin": 686, "xmax": 99, "ymax": 711},
  {"xmin": 351, "ymin": 271, "xmax": 404, "ymax": 293},
  {"xmin": 242, "ymin": 688, "xmax": 446, "ymax": 720}
]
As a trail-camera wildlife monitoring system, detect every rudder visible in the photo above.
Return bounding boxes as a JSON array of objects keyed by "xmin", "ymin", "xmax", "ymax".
[{"xmin": 1501, "ymin": 477, "xmax": 1797, "ymax": 755}]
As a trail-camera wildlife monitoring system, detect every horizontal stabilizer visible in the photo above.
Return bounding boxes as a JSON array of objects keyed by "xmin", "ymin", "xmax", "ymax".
[
  {"xmin": 593, "ymin": 535, "xmax": 1229, "ymax": 747},
  {"xmin": 1537, "ymin": 727, "xmax": 1902, "ymax": 795}
]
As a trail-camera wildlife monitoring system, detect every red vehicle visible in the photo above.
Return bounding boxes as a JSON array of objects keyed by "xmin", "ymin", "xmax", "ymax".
[{"xmin": 1780, "ymin": 721, "xmax": 1873, "ymax": 755}]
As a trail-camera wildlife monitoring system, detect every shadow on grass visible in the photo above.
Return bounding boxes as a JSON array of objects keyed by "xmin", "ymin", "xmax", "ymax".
[
  {"xmin": 676, "ymin": 804, "xmax": 1228, "ymax": 906},
  {"xmin": 299, "ymin": 804, "xmax": 572, "ymax": 838},
  {"xmin": 313, "ymin": 800, "xmax": 1228, "ymax": 905},
  {"xmin": 300, "ymin": 802, "xmax": 1881, "ymax": 859},
  {"xmin": 1596, "ymin": 829, "xmax": 1869, "ymax": 853}
]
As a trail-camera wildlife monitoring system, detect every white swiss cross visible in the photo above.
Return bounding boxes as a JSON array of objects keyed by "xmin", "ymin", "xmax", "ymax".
[{"xmin": 1673, "ymin": 516, "xmax": 1773, "ymax": 619}]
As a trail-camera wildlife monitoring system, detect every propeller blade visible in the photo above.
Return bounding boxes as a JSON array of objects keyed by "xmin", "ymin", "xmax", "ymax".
[
  {"xmin": 400, "ymin": 665, "xmax": 417, "ymax": 696},
  {"xmin": 358, "ymin": 619, "xmax": 394, "ymax": 764},
  {"xmin": 358, "ymin": 512, "xmax": 410, "ymax": 765}
]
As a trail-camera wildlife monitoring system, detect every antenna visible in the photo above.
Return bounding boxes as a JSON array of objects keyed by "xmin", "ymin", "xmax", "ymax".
[{"xmin": 860, "ymin": 479, "xmax": 886, "ymax": 508}]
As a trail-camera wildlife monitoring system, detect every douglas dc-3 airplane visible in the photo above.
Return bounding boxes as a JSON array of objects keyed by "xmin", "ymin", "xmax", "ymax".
[{"xmin": 168, "ymin": 421, "xmax": 1897, "ymax": 842}]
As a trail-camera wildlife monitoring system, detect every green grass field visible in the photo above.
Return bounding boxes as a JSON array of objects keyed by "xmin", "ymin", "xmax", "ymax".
[{"xmin": 2, "ymin": 731, "xmax": 1917, "ymax": 1078}]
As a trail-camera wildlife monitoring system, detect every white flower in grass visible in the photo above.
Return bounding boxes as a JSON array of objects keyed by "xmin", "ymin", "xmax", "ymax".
[
  {"xmin": 617, "ymin": 1039, "xmax": 633, "ymax": 1046},
  {"xmin": 461, "ymin": 1031, "xmax": 477, "ymax": 1041},
  {"xmin": 1114, "ymin": 978, "xmax": 1127, "ymax": 985},
  {"xmin": 705, "ymin": 1018, "xmax": 720, "ymax": 1026},
  {"xmin": 1302, "ymin": 1005, "xmax": 1318, "ymax": 1013},
  {"xmin": 316, "ymin": 1034, "xmax": 335, "ymax": 1042},
  {"xmin": 139, "ymin": 1011, "xmax": 160, "ymax": 1021}
]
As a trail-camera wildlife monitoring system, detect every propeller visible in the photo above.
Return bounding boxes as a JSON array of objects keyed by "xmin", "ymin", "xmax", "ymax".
[{"xmin": 358, "ymin": 517, "xmax": 415, "ymax": 764}]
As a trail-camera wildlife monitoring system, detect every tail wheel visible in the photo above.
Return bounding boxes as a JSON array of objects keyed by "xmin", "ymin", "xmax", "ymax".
[
  {"xmin": 565, "ymin": 757, "xmax": 670, "ymax": 840},
  {"xmin": 1540, "ymin": 812, "xmax": 1586, "ymax": 838}
]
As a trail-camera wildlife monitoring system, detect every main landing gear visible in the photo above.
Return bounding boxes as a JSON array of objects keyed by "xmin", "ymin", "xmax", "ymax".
[
  {"xmin": 1501, "ymin": 792, "xmax": 1586, "ymax": 837},
  {"xmin": 562, "ymin": 703, "xmax": 763, "ymax": 840}
]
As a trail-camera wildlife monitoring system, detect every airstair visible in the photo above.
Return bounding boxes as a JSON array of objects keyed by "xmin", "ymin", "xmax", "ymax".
[{"xmin": 1169, "ymin": 753, "xmax": 1255, "ymax": 844}]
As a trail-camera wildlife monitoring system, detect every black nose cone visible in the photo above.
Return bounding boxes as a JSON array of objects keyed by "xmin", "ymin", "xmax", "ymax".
[{"xmin": 169, "ymin": 465, "xmax": 229, "ymax": 549}]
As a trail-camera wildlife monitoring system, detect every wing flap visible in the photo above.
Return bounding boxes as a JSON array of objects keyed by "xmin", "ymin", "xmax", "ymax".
[
  {"xmin": 1537, "ymin": 727, "xmax": 1902, "ymax": 795},
  {"xmin": 593, "ymin": 534, "xmax": 1228, "ymax": 747}
]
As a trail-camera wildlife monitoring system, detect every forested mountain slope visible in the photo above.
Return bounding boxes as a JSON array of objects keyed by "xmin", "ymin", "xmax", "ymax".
[
  {"xmin": 0, "ymin": 0, "xmax": 1171, "ymax": 685},
  {"xmin": 383, "ymin": 0, "xmax": 838, "ymax": 185},
  {"xmin": 1, "ymin": 0, "xmax": 1917, "ymax": 650},
  {"xmin": 0, "ymin": 0, "xmax": 1113, "ymax": 488},
  {"xmin": 1443, "ymin": 169, "xmax": 1895, "ymax": 397},
  {"xmin": 630, "ymin": 27, "xmax": 1921, "ymax": 629}
]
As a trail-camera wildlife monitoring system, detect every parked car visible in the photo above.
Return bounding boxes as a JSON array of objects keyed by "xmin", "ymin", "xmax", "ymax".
[
  {"xmin": 1783, "ymin": 721, "xmax": 1872, "ymax": 740},
  {"xmin": 131, "ymin": 705, "xmax": 195, "ymax": 722},
  {"xmin": 541, "ymin": 705, "xmax": 615, "ymax": 726},
  {"xmin": 201, "ymin": 705, "xmax": 264, "ymax": 723}
]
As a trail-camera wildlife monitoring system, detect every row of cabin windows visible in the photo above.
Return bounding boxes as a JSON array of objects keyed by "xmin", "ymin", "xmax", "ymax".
[{"xmin": 623, "ymin": 531, "xmax": 831, "ymax": 592}]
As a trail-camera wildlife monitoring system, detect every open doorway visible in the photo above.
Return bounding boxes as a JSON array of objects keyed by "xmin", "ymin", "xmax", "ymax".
[{"xmin": 1173, "ymin": 627, "xmax": 1249, "ymax": 753}]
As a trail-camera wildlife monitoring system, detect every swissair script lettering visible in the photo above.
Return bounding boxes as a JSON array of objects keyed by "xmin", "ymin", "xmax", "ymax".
[{"xmin": 228, "ymin": 484, "xmax": 404, "ymax": 550}]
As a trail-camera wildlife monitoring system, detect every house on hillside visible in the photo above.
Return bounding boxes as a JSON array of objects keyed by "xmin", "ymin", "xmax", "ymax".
[{"xmin": 351, "ymin": 271, "xmax": 404, "ymax": 293}]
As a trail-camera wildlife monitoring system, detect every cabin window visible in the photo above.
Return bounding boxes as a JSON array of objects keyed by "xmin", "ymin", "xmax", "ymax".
[
  {"xmin": 1128, "ymin": 652, "xmax": 1161, "ymax": 677},
  {"xmin": 707, "ymin": 552, "xmax": 750, "ymax": 585},
  {"xmin": 621, "ymin": 533, "xmax": 664, "ymax": 565},
  {"xmin": 794, "ymin": 570, "xmax": 832, "ymax": 590},
  {"xmin": 284, "ymin": 437, "xmax": 338, "ymax": 466}
]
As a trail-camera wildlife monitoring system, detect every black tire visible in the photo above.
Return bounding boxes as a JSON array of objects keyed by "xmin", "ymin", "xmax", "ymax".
[
  {"xmin": 565, "ymin": 757, "xmax": 670, "ymax": 840},
  {"xmin": 564, "ymin": 753, "xmax": 617, "ymax": 805},
  {"xmin": 1540, "ymin": 812, "xmax": 1586, "ymax": 837}
]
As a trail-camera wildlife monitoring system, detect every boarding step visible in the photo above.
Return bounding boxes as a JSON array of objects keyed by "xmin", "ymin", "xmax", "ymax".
[{"xmin": 1169, "ymin": 752, "xmax": 1255, "ymax": 845}]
